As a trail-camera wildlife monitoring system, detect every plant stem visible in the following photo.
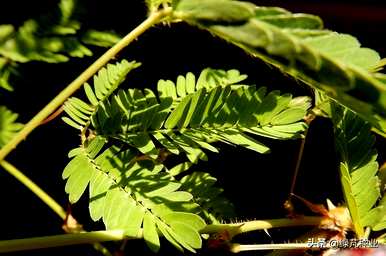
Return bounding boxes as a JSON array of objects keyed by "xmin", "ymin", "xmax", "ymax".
[
  {"xmin": 229, "ymin": 243, "xmax": 314, "ymax": 253},
  {"xmin": 0, "ymin": 7, "xmax": 172, "ymax": 162},
  {"xmin": 288, "ymin": 113, "xmax": 315, "ymax": 198},
  {"xmin": 0, "ymin": 160, "xmax": 66, "ymax": 220},
  {"xmin": 0, "ymin": 231, "xmax": 126, "ymax": 253},
  {"xmin": 0, "ymin": 217, "xmax": 323, "ymax": 253},
  {"xmin": 0, "ymin": 160, "xmax": 113, "ymax": 256},
  {"xmin": 201, "ymin": 217, "xmax": 322, "ymax": 236}
]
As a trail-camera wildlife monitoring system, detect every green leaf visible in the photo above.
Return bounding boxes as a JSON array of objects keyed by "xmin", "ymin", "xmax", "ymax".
[
  {"xmin": 81, "ymin": 30, "xmax": 121, "ymax": 47},
  {"xmin": 180, "ymin": 172, "xmax": 235, "ymax": 223},
  {"xmin": 165, "ymin": 94, "xmax": 192, "ymax": 129},
  {"xmin": 175, "ymin": 0, "xmax": 255, "ymax": 22},
  {"xmin": 89, "ymin": 171, "xmax": 113, "ymax": 221},
  {"xmin": 155, "ymin": 219, "xmax": 184, "ymax": 252},
  {"xmin": 62, "ymin": 65, "xmax": 312, "ymax": 252},
  {"xmin": 217, "ymin": 129, "xmax": 270, "ymax": 154},
  {"xmin": 64, "ymin": 142, "xmax": 205, "ymax": 252},
  {"xmin": 161, "ymin": 191, "xmax": 193, "ymax": 201},
  {"xmin": 162, "ymin": 212, "xmax": 206, "ymax": 230},
  {"xmin": 332, "ymin": 104, "xmax": 384, "ymax": 235},
  {"xmin": 62, "ymin": 60, "xmax": 140, "ymax": 129},
  {"xmin": 168, "ymin": 162, "xmax": 193, "ymax": 176},
  {"xmin": 143, "ymin": 211, "xmax": 160, "ymax": 253},
  {"xmin": 174, "ymin": 0, "xmax": 386, "ymax": 133},
  {"xmin": 88, "ymin": 67, "xmax": 309, "ymax": 164},
  {"xmin": 64, "ymin": 154, "xmax": 95, "ymax": 203},
  {"xmin": 0, "ymin": 57, "xmax": 15, "ymax": 91},
  {"xmin": 63, "ymin": 136, "xmax": 105, "ymax": 203},
  {"xmin": 0, "ymin": 0, "xmax": 125, "ymax": 90},
  {"xmin": 168, "ymin": 222, "xmax": 202, "ymax": 249},
  {"xmin": 0, "ymin": 106, "xmax": 23, "ymax": 147}
]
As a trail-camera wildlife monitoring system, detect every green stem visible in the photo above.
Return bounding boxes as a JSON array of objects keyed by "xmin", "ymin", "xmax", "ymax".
[
  {"xmin": 0, "ymin": 160, "xmax": 66, "ymax": 220},
  {"xmin": 229, "ymin": 243, "xmax": 315, "ymax": 253},
  {"xmin": 0, "ymin": 231, "xmax": 126, "ymax": 253},
  {"xmin": 0, "ymin": 7, "xmax": 172, "ymax": 162},
  {"xmin": 0, "ymin": 161, "xmax": 113, "ymax": 256},
  {"xmin": 201, "ymin": 217, "xmax": 322, "ymax": 236},
  {"xmin": 0, "ymin": 217, "xmax": 323, "ymax": 253}
]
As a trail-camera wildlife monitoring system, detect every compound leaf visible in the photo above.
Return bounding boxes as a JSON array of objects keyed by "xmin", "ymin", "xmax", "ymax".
[{"xmin": 174, "ymin": 0, "xmax": 386, "ymax": 133}]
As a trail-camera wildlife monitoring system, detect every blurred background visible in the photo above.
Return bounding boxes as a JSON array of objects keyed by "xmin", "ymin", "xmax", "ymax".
[{"xmin": 0, "ymin": 1, "xmax": 385, "ymax": 255}]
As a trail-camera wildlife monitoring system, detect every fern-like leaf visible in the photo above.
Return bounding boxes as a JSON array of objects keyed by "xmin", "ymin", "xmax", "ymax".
[
  {"xmin": 66, "ymin": 68, "xmax": 310, "ymax": 163},
  {"xmin": 0, "ymin": 106, "xmax": 23, "ymax": 147},
  {"xmin": 62, "ymin": 59, "xmax": 140, "ymax": 130},
  {"xmin": 332, "ymin": 104, "xmax": 385, "ymax": 236},
  {"xmin": 62, "ymin": 63, "xmax": 310, "ymax": 251},
  {"xmin": 63, "ymin": 139, "xmax": 207, "ymax": 252},
  {"xmin": 173, "ymin": 0, "xmax": 386, "ymax": 133}
]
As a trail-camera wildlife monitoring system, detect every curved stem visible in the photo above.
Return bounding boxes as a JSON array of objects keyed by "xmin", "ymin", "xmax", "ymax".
[
  {"xmin": 0, "ymin": 160, "xmax": 66, "ymax": 220},
  {"xmin": 0, "ymin": 7, "xmax": 172, "ymax": 162}
]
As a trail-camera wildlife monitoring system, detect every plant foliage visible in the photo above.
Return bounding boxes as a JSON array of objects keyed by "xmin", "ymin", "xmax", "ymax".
[
  {"xmin": 332, "ymin": 104, "xmax": 386, "ymax": 237},
  {"xmin": 0, "ymin": 0, "xmax": 120, "ymax": 91},
  {"xmin": 62, "ymin": 60, "xmax": 311, "ymax": 251},
  {"xmin": 179, "ymin": 171, "xmax": 235, "ymax": 223},
  {"xmin": 3, "ymin": 0, "xmax": 386, "ymax": 253},
  {"xmin": 172, "ymin": 0, "xmax": 386, "ymax": 134},
  {"xmin": 64, "ymin": 138, "xmax": 206, "ymax": 252},
  {"xmin": 0, "ymin": 106, "xmax": 23, "ymax": 147},
  {"xmin": 64, "ymin": 64, "xmax": 311, "ymax": 163}
]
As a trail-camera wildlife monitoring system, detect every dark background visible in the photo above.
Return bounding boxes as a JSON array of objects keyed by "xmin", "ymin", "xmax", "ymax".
[{"xmin": 0, "ymin": 1, "xmax": 386, "ymax": 255}]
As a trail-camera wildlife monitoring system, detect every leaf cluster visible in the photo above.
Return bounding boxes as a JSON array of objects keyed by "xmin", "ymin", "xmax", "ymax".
[
  {"xmin": 332, "ymin": 104, "xmax": 385, "ymax": 236},
  {"xmin": 0, "ymin": 0, "xmax": 120, "ymax": 91},
  {"xmin": 62, "ymin": 60, "xmax": 311, "ymax": 251},
  {"xmin": 173, "ymin": 0, "xmax": 386, "ymax": 135}
]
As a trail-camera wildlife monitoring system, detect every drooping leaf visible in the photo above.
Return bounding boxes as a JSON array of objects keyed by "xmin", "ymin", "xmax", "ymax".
[{"xmin": 173, "ymin": 0, "xmax": 386, "ymax": 133}]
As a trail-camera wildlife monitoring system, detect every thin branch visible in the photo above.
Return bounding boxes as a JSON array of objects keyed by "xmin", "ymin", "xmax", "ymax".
[
  {"xmin": 0, "ymin": 160, "xmax": 66, "ymax": 220},
  {"xmin": 40, "ymin": 106, "xmax": 64, "ymax": 125},
  {"xmin": 289, "ymin": 113, "xmax": 315, "ymax": 198},
  {"xmin": 0, "ymin": 7, "xmax": 172, "ymax": 162},
  {"xmin": 229, "ymin": 243, "xmax": 316, "ymax": 253},
  {"xmin": 201, "ymin": 217, "xmax": 322, "ymax": 237},
  {"xmin": 0, "ymin": 160, "xmax": 112, "ymax": 256},
  {"xmin": 0, "ymin": 231, "xmax": 126, "ymax": 253}
]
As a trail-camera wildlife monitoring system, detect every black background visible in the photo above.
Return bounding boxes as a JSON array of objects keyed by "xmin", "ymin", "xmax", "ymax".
[{"xmin": 0, "ymin": 1, "xmax": 386, "ymax": 255}]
